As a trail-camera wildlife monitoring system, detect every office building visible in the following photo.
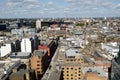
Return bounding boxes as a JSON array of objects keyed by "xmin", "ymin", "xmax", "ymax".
[
  {"xmin": 33, "ymin": 35, "xmax": 39, "ymax": 50},
  {"xmin": 0, "ymin": 23, "xmax": 7, "ymax": 31},
  {"xmin": 36, "ymin": 19, "xmax": 41, "ymax": 29},
  {"xmin": 39, "ymin": 40, "xmax": 57, "ymax": 58},
  {"xmin": 61, "ymin": 49, "xmax": 84, "ymax": 80},
  {"xmin": 0, "ymin": 42, "xmax": 13, "ymax": 57},
  {"xmin": 17, "ymin": 19, "xmax": 23, "ymax": 27},
  {"xmin": 12, "ymin": 40, "xmax": 21, "ymax": 52},
  {"xmin": 30, "ymin": 50, "xmax": 49, "ymax": 76},
  {"xmin": 21, "ymin": 38, "xmax": 34, "ymax": 53}
]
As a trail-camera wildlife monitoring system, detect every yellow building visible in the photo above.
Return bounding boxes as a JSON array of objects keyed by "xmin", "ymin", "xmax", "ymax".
[
  {"xmin": 30, "ymin": 50, "xmax": 48, "ymax": 75},
  {"xmin": 61, "ymin": 49, "xmax": 84, "ymax": 80}
]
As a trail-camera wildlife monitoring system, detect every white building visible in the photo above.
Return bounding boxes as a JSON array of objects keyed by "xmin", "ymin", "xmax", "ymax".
[
  {"xmin": 36, "ymin": 19, "xmax": 41, "ymax": 29},
  {"xmin": 21, "ymin": 38, "xmax": 33, "ymax": 53},
  {"xmin": 0, "ymin": 43, "xmax": 12, "ymax": 57},
  {"xmin": 0, "ymin": 36, "xmax": 7, "ymax": 42},
  {"xmin": 101, "ymin": 42, "xmax": 119, "ymax": 58}
]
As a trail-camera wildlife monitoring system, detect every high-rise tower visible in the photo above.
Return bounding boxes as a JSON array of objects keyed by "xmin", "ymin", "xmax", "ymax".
[{"xmin": 36, "ymin": 19, "xmax": 41, "ymax": 29}]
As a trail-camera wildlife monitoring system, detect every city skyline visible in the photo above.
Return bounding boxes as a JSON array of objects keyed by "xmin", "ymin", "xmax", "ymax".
[{"xmin": 0, "ymin": 0, "xmax": 120, "ymax": 18}]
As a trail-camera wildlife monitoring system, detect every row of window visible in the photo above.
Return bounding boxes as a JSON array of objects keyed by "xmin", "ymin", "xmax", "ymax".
[
  {"xmin": 65, "ymin": 74, "xmax": 81, "ymax": 76},
  {"xmin": 63, "ymin": 67, "xmax": 81, "ymax": 70},
  {"xmin": 66, "ymin": 59, "xmax": 84, "ymax": 62},
  {"xmin": 64, "ymin": 77, "xmax": 81, "ymax": 80}
]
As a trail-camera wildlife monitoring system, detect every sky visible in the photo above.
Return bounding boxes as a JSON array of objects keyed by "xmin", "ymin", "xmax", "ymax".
[{"xmin": 0, "ymin": 0, "xmax": 120, "ymax": 18}]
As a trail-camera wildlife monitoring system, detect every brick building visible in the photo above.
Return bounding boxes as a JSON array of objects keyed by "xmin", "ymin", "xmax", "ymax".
[
  {"xmin": 38, "ymin": 40, "xmax": 57, "ymax": 58},
  {"xmin": 30, "ymin": 50, "xmax": 49, "ymax": 76}
]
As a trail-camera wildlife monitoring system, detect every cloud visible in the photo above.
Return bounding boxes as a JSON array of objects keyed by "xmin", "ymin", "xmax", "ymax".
[
  {"xmin": 0, "ymin": 0, "xmax": 120, "ymax": 18},
  {"xmin": 47, "ymin": 1, "xmax": 54, "ymax": 5},
  {"xmin": 64, "ymin": 7, "xmax": 71, "ymax": 11},
  {"xmin": 114, "ymin": 4, "xmax": 120, "ymax": 9},
  {"xmin": 6, "ymin": 0, "xmax": 39, "ymax": 8}
]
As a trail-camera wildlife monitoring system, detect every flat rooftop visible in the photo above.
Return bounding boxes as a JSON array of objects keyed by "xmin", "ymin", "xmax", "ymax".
[
  {"xmin": 66, "ymin": 49, "xmax": 82, "ymax": 58},
  {"xmin": 11, "ymin": 52, "xmax": 31, "ymax": 57},
  {"xmin": 48, "ymin": 70, "xmax": 62, "ymax": 80},
  {"xmin": 61, "ymin": 62, "xmax": 82, "ymax": 66},
  {"xmin": 82, "ymin": 67, "xmax": 107, "ymax": 77},
  {"xmin": 34, "ymin": 50, "xmax": 47, "ymax": 57}
]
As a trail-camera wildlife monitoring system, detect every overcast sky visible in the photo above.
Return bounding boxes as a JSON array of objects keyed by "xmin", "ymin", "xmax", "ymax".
[{"xmin": 0, "ymin": 0, "xmax": 120, "ymax": 18}]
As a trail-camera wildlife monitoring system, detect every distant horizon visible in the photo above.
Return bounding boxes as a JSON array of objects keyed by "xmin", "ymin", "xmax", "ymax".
[{"xmin": 0, "ymin": 16, "xmax": 120, "ymax": 19}]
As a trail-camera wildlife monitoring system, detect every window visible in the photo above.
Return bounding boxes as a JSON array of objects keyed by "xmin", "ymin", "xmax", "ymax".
[
  {"xmin": 37, "ymin": 60, "xmax": 40, "ymax": 63},
  {"xmin": 37, "ymin": 64, "xmax": 40, "ymax": 66},
  {"xmin": 71, "ymin": 68, "xmax": 73, "ymax": 70},
  {"xmin": 71, "ymin": 74, "xmax": 73, "ymax": 76},
  {"xmin": 37, "ymin": 71, "xmax": 40, "ymax": 74},
  {"xmin": 67, "ymin": 74, "xmax": 69, "ymax": 76},
  {"xmin": 67, "ymin": 68, "xmax": 69, "ymax": 70}
]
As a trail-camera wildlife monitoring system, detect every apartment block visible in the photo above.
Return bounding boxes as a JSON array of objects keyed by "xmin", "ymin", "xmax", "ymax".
[
  {"xmin": 62, "ymin": 49, "xmax": 84, "ymax": 80},
  {"xmin": 21, "ymin": 38, "xmax": 34, "ymax": 53},
  {"xmin": 30, "ymin": 50, "xmax": 49, "ymax": 76}
]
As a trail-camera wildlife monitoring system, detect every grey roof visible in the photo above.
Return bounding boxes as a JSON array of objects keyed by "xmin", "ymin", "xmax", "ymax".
[
  {"xmin": 10, "ymin": 69, "xmax": 34, "ymax": 76},
  {"xmin": 82, "ymin": 67, "xmax": 107, "ymax": 77},
  {"xmin": 49, "ymin": 70, "xmax": 62, "ymax": 80},
  {"xmin": 66, "ymin": 49, "xmax": 81, "ymax": 57},
  {"xmin": 34, "ymin": 50, "xmax": 47, "ymax": 57},
  {"xmin": 11, "ymin": 52, "xmax": 31, "ymax": 57}
]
